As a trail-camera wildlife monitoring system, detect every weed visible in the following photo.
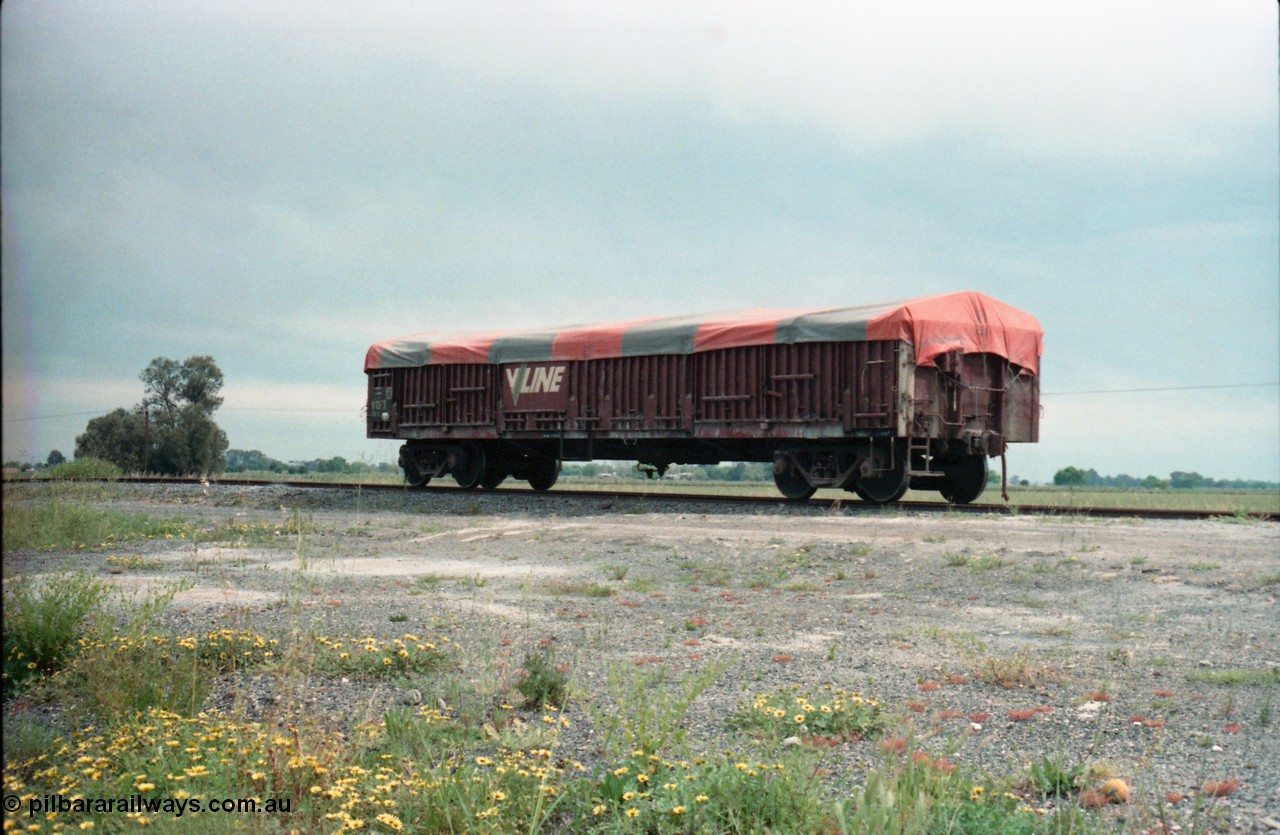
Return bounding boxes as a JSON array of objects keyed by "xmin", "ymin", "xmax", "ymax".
[
  {"xmin": 603, "ymin": 563, "xmax": 630, "ymax": 581},
  {"xmin": 542, "ymin": 579, "xmax": 614, "ymax": 598},
  {"xmin": 43, "ymin": 457, "xmax": 123, "ymax": 480},
  {"xmin": 971, "ymin": 650, "xmax": 1061, "ymax": 689},
  {"xmin": 835, "ymin": 732, "xmax": 1091, "ymax": 833},
  {"xmin": 517, "ymin": 648, "xmax": 569, "ymax": 709},
  {"xmin": 311, "ymin": 633, "xmax": 452, "ymax": 680},
  {"xmin": 727, "ymin": 684, "xmax": 884, "ymax": 744},
  {"xmin": 1215, "ymin": 508, "xmax": 1260, "ymax": 524},
  {"xmin": 624, "ymin": 576, "xmax": 658, "ymax": 593},
  {"xmin": 587, "ymin": 659, "xmax": 725, "ymax": 760},
  {"xmin": 1187, "ymin": 667, "xmax": 1279, "ymax": 687},
  {"xmin": 2, "ymin": 572, "xmax": 112, "ymax": 694},
  {"xmin": 1027, "ymin": 755, "xmax": 1084, "ymax": 796},
  {"xmin": 3, "ymin": 499, "xmax": 193, "ymax": 552},
  {"xmin": 1248, "ymin": 573, "xmax": 1280, "ymax": 590},
  {"xmin": 1, "ymin": 712, "xmax": 62, "ymax": 770},
  {"xmin": 920, "ymin": 626, "xmax": 988, "ymax": 655},
  {"xmin": 679, "ymin": 560, "xmax": 733, "ymax": 587},
  {"xmin": 101, "ymin": 554, "xmax": 163, "ymax": 573},
  {"xmin": 1036, "ymin": 625, "xmax": 1074, "ymax": 638}
]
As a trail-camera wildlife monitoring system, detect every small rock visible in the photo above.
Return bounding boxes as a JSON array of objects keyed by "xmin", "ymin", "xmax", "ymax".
[{"xmin": 782, "ymin": 736, "xmax": 802, "ymax": 747}]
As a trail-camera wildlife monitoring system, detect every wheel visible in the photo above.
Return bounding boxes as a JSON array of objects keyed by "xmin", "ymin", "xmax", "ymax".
[
  {"xmin": 526, "ymin": 458, "xmax": 560, "ymax": 492},
  {"xmin": 452, "ymin": 444, "xmax": 486, "ymax": 490},
  {"xmin": 938, "ymin": 455, "xmax": 988, "ymax": 505},
  {"xmin": 479, "ymin": 463, "xmax": 508, "ymax": 490},
  {"xmin": 850, "ymin": 445, "xmax": 908, "ymax": 504},
  {"xmin": 403, "ymin": 460, "xmax": 430, "ymax": 489},
  {"xmin": 853, "ymin": 483, "xmax": 907, "ymax": 504},
  {"xmin": 773, "ymin": 460, "xmax": 817, "ymax": 501}
]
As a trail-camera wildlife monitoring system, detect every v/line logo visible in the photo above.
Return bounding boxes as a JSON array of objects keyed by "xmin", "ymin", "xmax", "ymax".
[{"xmin": 505, "ymin": 364, "xmax": 566, "ymax": 406}]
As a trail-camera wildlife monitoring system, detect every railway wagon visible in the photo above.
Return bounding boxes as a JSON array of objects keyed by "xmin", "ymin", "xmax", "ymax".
[{"xmin": 364, "ymin": 291, "xmax": 1042, "ymax": 503}]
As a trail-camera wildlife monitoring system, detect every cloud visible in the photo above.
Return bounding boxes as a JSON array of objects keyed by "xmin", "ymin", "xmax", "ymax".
[{"xmin": 382, "ymin": 0, "xmax": 1273, "ymax": 160}]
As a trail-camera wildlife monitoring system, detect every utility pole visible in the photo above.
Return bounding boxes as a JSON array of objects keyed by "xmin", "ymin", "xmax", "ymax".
[{"xmin": 142, "ymin": 407, "xmax": 150, "ymax": 474}]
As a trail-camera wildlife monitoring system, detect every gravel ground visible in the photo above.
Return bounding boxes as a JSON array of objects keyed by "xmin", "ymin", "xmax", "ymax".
[{"xmin": 6, "ymin": 481, "xmax": 1279, "ymax": 832}]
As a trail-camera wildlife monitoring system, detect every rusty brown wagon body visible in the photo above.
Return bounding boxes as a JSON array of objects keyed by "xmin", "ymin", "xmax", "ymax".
[{"xmin": 364, "ymin": 291, "xmax": 1042, "ymax": 503}]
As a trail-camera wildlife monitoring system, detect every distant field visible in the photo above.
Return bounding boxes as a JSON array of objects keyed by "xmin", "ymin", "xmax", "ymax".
[{"xmin": 204, "ymin": 471, "xmax": 1280, "ymax": 514}]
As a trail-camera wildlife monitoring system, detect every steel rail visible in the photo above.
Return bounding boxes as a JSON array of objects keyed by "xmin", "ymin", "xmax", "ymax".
[{"xmin": 7, "ymin": 476, "xmax": 1274, "ymax": 522}]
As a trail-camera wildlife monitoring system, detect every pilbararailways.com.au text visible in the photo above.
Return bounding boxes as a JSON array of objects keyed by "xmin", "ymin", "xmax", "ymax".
[{"xmin": 9, "ymin": 793, "xmax": 292, "ymax": 818}]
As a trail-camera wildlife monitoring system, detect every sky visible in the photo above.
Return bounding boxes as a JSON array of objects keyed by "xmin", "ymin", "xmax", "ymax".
[{"xmin": 3, "ymin": 0, "xmax": 1278, "ymax": 484}]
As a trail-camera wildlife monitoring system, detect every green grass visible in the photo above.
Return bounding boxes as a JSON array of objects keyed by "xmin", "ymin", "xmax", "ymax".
[
  {"xmin": 1186, "ymin": 667, "xmax": 1279, "ymax": 687},
  {"xmin": 2, "ymin": 499, "xmax": 195, "ymax": 551},
  {"xmin": 3, "ymin": 485, "xmax": 314, "ymax": 553},
  {"xmin": 20, "ymin": 468, "xmax": 1274, "ymax": 513}
]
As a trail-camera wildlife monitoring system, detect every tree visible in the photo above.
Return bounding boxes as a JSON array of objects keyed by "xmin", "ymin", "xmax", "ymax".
[
  {"xmin": 1053, "ymin": 466, "xmax": 1087, "ymax": 487},
  {"xmin": 1169, "ymin": 471, "xmax": 1206, "ymax": 490},
  {"xmin": 46, "ymin": 450, "xmax": 66, "ymax": 467},
  {"xmin": 75, "ymin": 357, "xmax": 229, "ymax": 476},
  {"xmin": 75, "ymin": 408, "xmax": 146, "ymax": 472},
  {"xmin": 147, "ymin": 405, "xmax": 228, "ymax": 475},
  {"xmin": 226, "ymin": 449, "xmax": 287, "ymax": 473},
  {"xmin": 141, "ymin": 355, "xmax": 224, "ymax": 425}
]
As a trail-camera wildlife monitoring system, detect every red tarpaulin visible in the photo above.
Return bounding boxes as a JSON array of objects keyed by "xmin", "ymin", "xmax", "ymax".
[{"xmin": 366, "ymin": 291, "xmax": 1042, "ymax": 375}]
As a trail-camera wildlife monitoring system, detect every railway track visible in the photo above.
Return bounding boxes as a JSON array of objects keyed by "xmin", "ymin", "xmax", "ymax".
[{"xmin": 14, "ymin": 475, "xmax": 1273, "ymax": 522}]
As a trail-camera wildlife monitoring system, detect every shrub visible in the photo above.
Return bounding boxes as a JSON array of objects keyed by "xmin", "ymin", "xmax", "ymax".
[
  {"xmin": 518, "ymin": 648, "xmax": 569, "ymax": 709},
  {"xmin": 43, "ymin": 457, "xmax": 123, "ymax": 480},
  {"xmin": 2, "ymin": 572, "xmax": 111, "ymax": 695},
  {"xmin": 727, "ymin": 684, "xmax": 885, "ymax": 744},
  {"xmin": 588, "ymin": 660, "xmax": 725, "ymax": 760}
]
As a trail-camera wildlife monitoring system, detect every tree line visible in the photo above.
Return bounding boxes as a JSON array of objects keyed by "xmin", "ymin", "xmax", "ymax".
[
  {"xmin": 225, "ymin": 449, "xmax": 397, "ymax": 475},
  {"xmin": 1052, "ymin": 466, "xmax": 1277, "ymax": 491}
]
